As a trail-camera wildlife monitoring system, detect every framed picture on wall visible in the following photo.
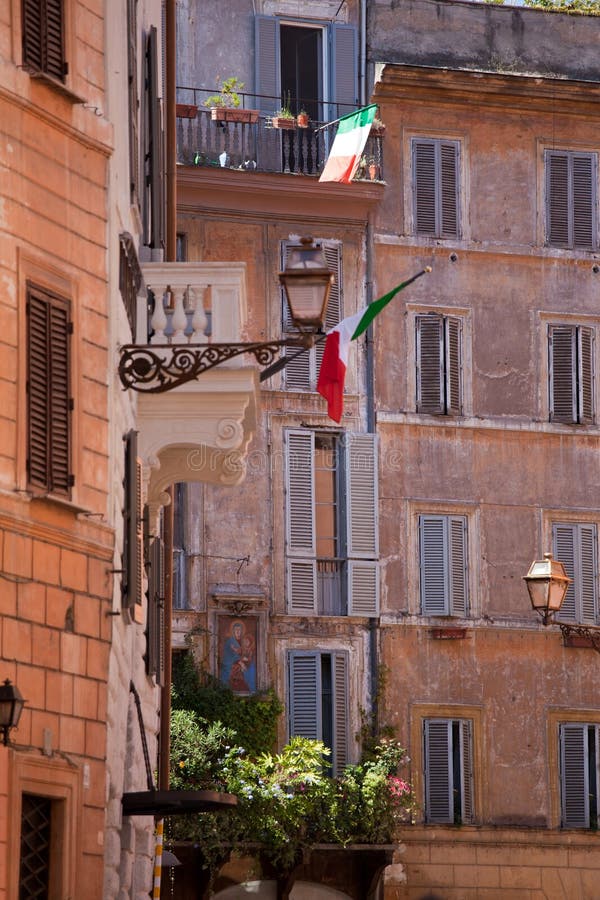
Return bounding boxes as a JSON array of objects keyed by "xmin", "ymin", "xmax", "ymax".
[{"xmin": 217, "ymin": 614, "xmax": 259, "ymax": 694}]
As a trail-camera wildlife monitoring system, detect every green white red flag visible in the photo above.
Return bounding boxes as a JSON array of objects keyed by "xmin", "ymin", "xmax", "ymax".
[
  {"xmin": 319, "ymin": 105, "xmax": 378, "ymax": 184},
  {"xmin": 316, "ymin": 268, "xmax": 432, "ymax": 422}
]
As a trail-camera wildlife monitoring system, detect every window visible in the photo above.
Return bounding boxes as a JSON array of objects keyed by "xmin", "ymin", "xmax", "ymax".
[
  {"xmin": 423, "ymin": 718, "xmax": 474, "ymax": 824},
  {"xmin": 127, "ymin": 0, "xmax": 139, "ymax": 205},
  {"xmin": 288, "ymin": 650, "xmax": 348, "ymax": 775},
  {"xmin": 122, "ymin": 430, "xmax": 144, "ymax": 620},
  {"xmin": 416, "ymin": 313, "xmax": 462, "ymax": 414},
  {"xmin": 142, "ymin": 27, "xmax": 163, "ymax": 251},
  {"xmin": 19, "ymin": 793, "xmax": 56, "ymax": 898},
  {"xmin": 419, "ymin": 514, "xmax": 468, "ymax": 616},
  {"xmin": 26, "ymin": 283, "xmax": 73, "ymax": 496},
  {"xmin": 21, "ymin": 0, "xmax": 67, "ymax": 82},
  {"xmin": 255, "ymin": 16, "xmax": 357, "ymax": 124},
  {"xmin": 282, "ymin": 240, "xmax": 342, "ymax": 391},
  {"xmin": 284, "ymin": 430, "xmax": 379, "ymax": 616},
  {"xmin": 412, "ymin": 139, "xmax": 460, "ymax": 238},
  {"xmin": 545, "ymin": 150, "xmax": 597, "ymax": 250},
  {"xmin": 553, "ymin": 523, "xmax": 598, "ymax": 624},
  {"xmin": 548, "ymin": 324, "xmax": 594, "ymax": 424},
  {"xmin": 560, "ymin": 723, "xmax": 599, "ymax": 828}
]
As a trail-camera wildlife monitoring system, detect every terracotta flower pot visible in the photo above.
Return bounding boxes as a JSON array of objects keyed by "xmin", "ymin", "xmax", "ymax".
[
  {"xmin": 296, "ymin": 113, "xmax": 309, "ymax": 128},
  {"xmin": 210, "ymin": 107, "xmax": 259, "ymax": 124},
  {"xmin": 272, "ymin": 116, "xmax": 296, "ymax": 129}
]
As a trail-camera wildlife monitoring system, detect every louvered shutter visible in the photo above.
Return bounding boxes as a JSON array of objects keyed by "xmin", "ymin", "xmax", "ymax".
[
  {"xmin": 413, "ymin": 141, "xmax": 437, "ymax": 236},
  {"xmin": 546, "ymin": 152, "xmax": 570, "ymax": 247},
  {"xmin": 285, "ymin": 430, "xmax": 317, "ymax": 613},
  {"xmin": 553, "ymin": 524, "xmax": 577, "ymax": 621},
  {"xmin": 449, "ymin": 516, "xmax": 468, "ymax": 616},
  {"xmin": 440, "ymin": 142, "xmax": 459, "ymax": 238},
  {"xmin": 147, "ymin": 536, "xmax": 165, "ymax": 685},
  {"xmin": 123, "ymin": 430, "xmax": 144, "ymax": 616},
  {"xmin": 460, "ymin": 719, "xmax": 474, "ymax": 824},
  {"xmin": 127, "ymin": 0, "xmax": 139, "ymax": 204},
  {"xmin": 147, "ymin": 27, "xmax": 163, "ymax": 250},
  {"xmin": 332, "ymin": 652, "xmax": 349, "ymax": 775},
  {"xmin": 578, "ymin": 327, "xmax": 594, "ymax": 424},
  {"xmin": 445, "ymin": 317, "xmax": 463, "ymax": 415},
  {"xmin": 560, "ymin": 724, "xmax": 589, "ymax": 828},
  {"xmin": 416, "ymin": 315, "xmax": 444, "ymax": 414},
  {"xmin": 26, "ymin": 286, "xmax": 72, "ymax": 496},
  {"xmin": 22, "ymin": 0, "xmax": 43, "ymax": 72},
  {"xmin": 44, "ymin": 0, "xmax": 65, "ymax": 80},
  {"xmin": 424, "ymin": 719, "xmax": 453, "ymax": 823},
  {"xmin": 22, "ymin": 0, "xmax": 66, "ymax": 81},
  {"xmin": 289, "ymin": 652, "xmax": 320, "ymax": 742},
  {"xmin": 345, "ymin": 433, "xmax": 379, "ymax": 616},
  {"xmin": 573, "ymin": 154, "xmax": 596, "ymax": 250},
  {"xmin": 420, "ymin": 516, "xmax": 448, "ymax": 615},
  {"xmin": 329, "ymin": 24, "xmax": 358, "ymax": 119},
  {"xmin": 348, "ymin": 561, "xmax": 379, "ymax": 617},
  {"xmin": 254, "ymin": 15, "xmax": 280, "ymax": 114},
  {"xmin": 549, "ymin": 326, "xmax": 577, "ymax": 423},
  {"xmin": 579, "ymin": 524, "xmax": 597, "ymax": 624}
]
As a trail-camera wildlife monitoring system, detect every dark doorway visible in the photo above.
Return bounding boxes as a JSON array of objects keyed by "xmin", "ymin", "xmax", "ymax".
[{"xmin": 280, "ymin": 25, "xmax": 322, "ymax": 121}]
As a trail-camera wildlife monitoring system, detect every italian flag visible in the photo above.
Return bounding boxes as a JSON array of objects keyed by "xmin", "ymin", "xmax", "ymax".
[
  {"xmin": 319, "ymin": 105, "xmax": 378, "ymax": 184},
  {"xmin": 317, "ymin": 269, "xmax": 431, "ymax": 422}
]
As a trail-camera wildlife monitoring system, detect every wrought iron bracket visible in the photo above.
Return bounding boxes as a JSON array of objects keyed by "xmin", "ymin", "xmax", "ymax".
[
  {"xmin": 118, "ymin": 338, "xmax": 311, "ymax": 393},
  {"xmin": 559, "ymin": 623, "xmax": 600, "ymax": 653}
]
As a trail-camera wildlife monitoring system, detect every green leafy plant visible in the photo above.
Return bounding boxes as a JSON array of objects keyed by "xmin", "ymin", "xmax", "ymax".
[
  {"xmin": 203, "ymin": 76, "xmax": 245, "ymax": 109},
  {"xmin": 275, "ymin": 91, "xmax": 295, "ymax": 119}
]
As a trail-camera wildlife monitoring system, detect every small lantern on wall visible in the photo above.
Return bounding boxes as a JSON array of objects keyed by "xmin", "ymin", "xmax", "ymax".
[
  {"xmin": 523, "ymin": 552, "xmax": 571, "ymax": 626},
  {"xmin": 279, "ymin": 237, "xmax": 334, "ymax": 332},
  {"xmin": 0, "ymin": 678, "xmax": 26, "ymax": 746}
]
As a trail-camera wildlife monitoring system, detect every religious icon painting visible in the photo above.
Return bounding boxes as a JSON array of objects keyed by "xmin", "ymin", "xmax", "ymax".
[{"xmin": 217, "ymin": 615, "xmax": 258, "ymax": 694}]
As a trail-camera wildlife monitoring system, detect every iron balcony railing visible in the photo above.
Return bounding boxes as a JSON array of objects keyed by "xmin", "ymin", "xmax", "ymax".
[{"xmin": 176, "ymin": 87, "xmax": 384, "ymax": 180}]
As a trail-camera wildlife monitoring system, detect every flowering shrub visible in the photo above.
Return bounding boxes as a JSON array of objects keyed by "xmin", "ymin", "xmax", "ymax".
[{"xmin": 168, "ymin": 712, "xmax": 416, "ymax": 879}]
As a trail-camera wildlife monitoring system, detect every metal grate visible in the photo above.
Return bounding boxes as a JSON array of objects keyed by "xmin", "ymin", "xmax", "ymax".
[{"xmin": 19, "ymin": 794, "xmax": 52, "ymax": 900}]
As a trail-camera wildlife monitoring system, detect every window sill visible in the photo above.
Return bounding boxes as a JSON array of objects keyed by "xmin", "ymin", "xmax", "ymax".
[{"xmin": 28, "ymin": 70, "xmax": 88, "ymax": 105}]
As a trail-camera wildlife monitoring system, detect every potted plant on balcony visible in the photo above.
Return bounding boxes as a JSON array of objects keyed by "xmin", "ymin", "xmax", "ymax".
[
  {"xmin": 271, "ymin": 92, "xmax": 296, "ymax": 129},
  {"xmin": 203, "ymin": 76, "xmax": 259, "ymax": 125},
  {"xmin": 296, "ymin": 108, "xmax": 309, "ymax": 128}
]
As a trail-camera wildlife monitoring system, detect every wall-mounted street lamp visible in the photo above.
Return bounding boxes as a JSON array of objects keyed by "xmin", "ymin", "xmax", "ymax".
[
  {"xmin": 523, "ymin": 552, "xmax": 571, "ymax": 626},
  {"xmin": 118, "ymin": 237, "xmax": 334, "ymax": 393},
  {"xmin": 0, "ymin": 678, "xmax": 26, "ymax": 746}
]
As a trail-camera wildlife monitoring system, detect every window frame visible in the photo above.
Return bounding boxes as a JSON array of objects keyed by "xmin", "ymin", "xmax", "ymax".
[
  {"xmin": 416, "ymin": 312, "xmax": 463, "ymax": 415},
  {"xmin": 548, "ymin": 323, "xmax": 595, "ymax": 425}
]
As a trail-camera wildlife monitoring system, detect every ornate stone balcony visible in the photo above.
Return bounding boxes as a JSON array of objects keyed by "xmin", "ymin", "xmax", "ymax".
[{"xmin": 123, "ymin": 262, "xmax": 259, "ymax": 525}]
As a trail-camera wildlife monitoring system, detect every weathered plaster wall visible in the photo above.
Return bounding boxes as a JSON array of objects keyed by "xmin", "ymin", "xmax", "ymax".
[{"xmin": 369, "ymin": 0, "xmax": 600, "ymax": 82}]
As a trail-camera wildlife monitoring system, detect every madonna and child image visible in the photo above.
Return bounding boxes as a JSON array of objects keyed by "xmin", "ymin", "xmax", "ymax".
[{"xmin": 218, "ymin": 616, "xmax": 257, "ymax": 694}]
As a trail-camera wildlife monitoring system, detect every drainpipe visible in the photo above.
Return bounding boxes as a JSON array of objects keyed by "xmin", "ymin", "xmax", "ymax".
[{"xmin": 365, "ymin": 212, "xmax": 378, "ymax": 731}]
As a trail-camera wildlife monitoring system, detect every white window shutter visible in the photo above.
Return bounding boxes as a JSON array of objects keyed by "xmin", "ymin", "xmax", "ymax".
[
  {"xmin": 289, "ymin": 652, "xmax": 320, "ymax": 742},
  {"xmin": 424, "ymin": 719, "xmax": 453, "ymax": 823},
  {"xmin": 549, "ymin": 325, "xmax": 577, "ymax": 423},
  {"xmin": 560, "ymin": 723, "xmax": 589, "ymax": 828},
  {"xmin": 321, "ymin": 241, "xmax": 342, "ymax": 330},
  {"xmin": 348, "ymin": 560, "xmax": 379, "ymax": 617},
  {"xmin": 345, "ymin": 433, "xmax": 378, "ymax": 558},
  {"xmin": 416, "ymin": 315, "xmax": 444, "ymax": 414},
  {"xmin": 420, "ymin": 515, "xmax": 449, "ymax": 614},
  {"xmin": 449, "ymin": 516, "xmax": 468, "ymax": 616},
  {"xmin": 460, "ymin": 719, "xmax": 474, "ymax": 824},
  {"xmin": 554, "ymin": 523, "xmax": 578, "ymax": 621},
  {"xmin": 283, "ymin": 345, "xmax": 314, "ymax": 391},
  {"xmin": 286, "ymin": 559, "xmax": 317, "ymax": 614},
  {"xmin": 445, "ymin": 317, "xmax": 463, "ymax": 415},
  {"xmin": 578, "ymin": 326, "xmax": 594, "ymax": 424},
  {"xmin": 332, "ymin": 652, "xmax": 349, "ymax": 775},
  {"xmin": 579, "ymin": 524, "xmax": 597, "ymax": 625}
]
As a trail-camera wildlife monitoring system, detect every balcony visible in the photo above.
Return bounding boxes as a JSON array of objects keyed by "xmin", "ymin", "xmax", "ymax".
[
  {"xmin": 122, "ymin": 262, "xmax": 259, "ymax": 527},
  {"xmin": 176, "ymin": 88, "xmax": 385, "ymax": 180}
]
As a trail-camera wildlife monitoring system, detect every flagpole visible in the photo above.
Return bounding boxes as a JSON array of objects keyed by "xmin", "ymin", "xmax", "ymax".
[
  {"xmin": 259, "ymin": 335, "xmax": 326, "ymax": 383},
  {"xmin": 314, "ymin": 103, "xmax": 378, "ymax": 133}
]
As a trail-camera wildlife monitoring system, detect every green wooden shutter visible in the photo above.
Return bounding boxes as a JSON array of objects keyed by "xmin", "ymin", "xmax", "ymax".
[
  {"xmin": 424, "ymin": 719, "xmax": 453, "ymax": 823},
  {"xmin": 416, "ymin": 315, "xmax": 444, "ymax": 414},
  {"xmin": 560, "ymin": 723, "xmax": 590, "ymax": 828},
  {"xmin": 578, "ymin": 326, "xmax": 594, "ymax": 424},
  {"xmin": 254, "ymin": 15, "xmax": 280, "ymax": 113},
  {"xmin": 445, "ymin": 316, "xmax": 463, "ymax": 415},
  {"xmin": 332, "ymin": 651, "xmax": 349, "ymax": 775},
  {"xmin": 26, "ymin": 285, "xmax": 72, "ymax": 496},
  {"xmin": 289, "ymin": 652, "xmax": 320, "ymax": 742},
  {"xmin": 285, "ymin": 430, "xmax": 317, "ymax": 613},
  {"xmin": 549, "ymin": 325, "xmax": 577, "ymax": 423}
]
